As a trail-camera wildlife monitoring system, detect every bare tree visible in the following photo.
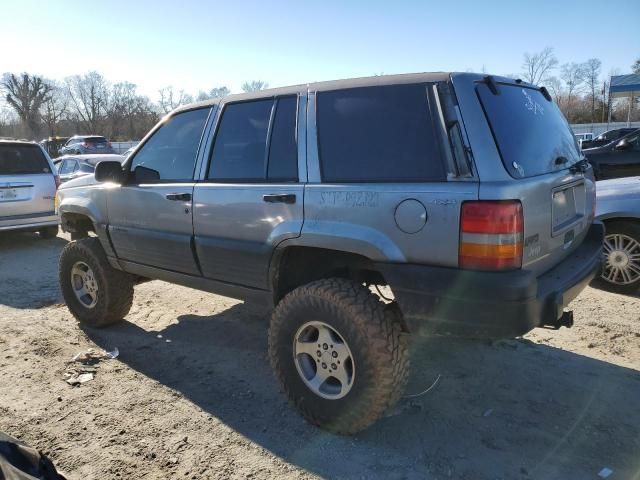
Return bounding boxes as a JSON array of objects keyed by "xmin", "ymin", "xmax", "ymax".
[
  {"xmin": 521, "ymin": 47, "xmax": 558, "ymax": 85},
  {"xmin": 560, "ymin": 62, "xmax": 587, "ymax": 122},
  {"xmin": 158, "ymin": 86, "xmax": 193, "ymax": 113},
  {"xmin": 41, "ymin": 81, "xmax": 68, "ymax": 137},
  {"xmin": 66, "ymin": 71, "xmax": 109, "ymax": 133},
  {"xmin": 583, "ymin": 58, "xmax": 602, "ymax": 122},
  {"xmin": 545, "ymin": 76, "xmax": 564, "ymax": 104},
  {"xmin": 107, "ymin": 82, "xmax": 156, "ymax": 139},
  {"xmin": 241, "ymin": 80, "xmax": 269, "ymax": 92},
  {"xmin": 1, "ymin": 73, "xmax": 53, "ymax": 138},
  {"xmin": 633, "ymin": 58, "xmax": 640, "ymax": 74},
  {"xmin": 195, "ymin": 86, "xmax": 230, "ymax": 102}
]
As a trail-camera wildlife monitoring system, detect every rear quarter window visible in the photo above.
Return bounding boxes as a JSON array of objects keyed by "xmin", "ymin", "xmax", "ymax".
[
  {"xmin": 317, "ymin": 84, "xmax": 445, "ymax": 182},
  {"xmin": 0, "ymin": 145, "xmax": 51, "ymax": 175}
]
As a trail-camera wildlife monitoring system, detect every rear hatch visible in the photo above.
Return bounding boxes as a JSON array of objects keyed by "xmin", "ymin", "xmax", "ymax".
[
  {"xmin": 84, "ymin": 136, "xmax": 109, "ymax": 152},
  {"xmin": 470, "ymin": 77, "xmax": 595, "ymax": 275},
  {"xmin": 0, "ymin": 144, "xmax": 56, "ymax": 223}
]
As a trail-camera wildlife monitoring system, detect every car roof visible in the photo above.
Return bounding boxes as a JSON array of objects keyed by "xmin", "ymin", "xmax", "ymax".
[
  {"xmin": 173, "ymin": 71, "xmax": 455, "ymax": 114},
  {"xmin": 0, "ymin": 139, "xmax": 39, "ymax": 146}
]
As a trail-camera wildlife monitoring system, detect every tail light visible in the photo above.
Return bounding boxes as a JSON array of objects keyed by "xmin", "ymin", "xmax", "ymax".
[
  {"xmin": 54, "ymin": 175, "xmax": 61, "ymax": 189},
  {"xmin": 459, "ymin": 201, "xmax": 523, "ymax": 270}
]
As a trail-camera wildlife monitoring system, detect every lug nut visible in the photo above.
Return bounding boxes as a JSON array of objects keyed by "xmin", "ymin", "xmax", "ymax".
[
  {"xmin": 323, "ymin": 343, "xmax": 328, "ymax": 350},
  {"xmin": 331, "ymin": 363, "xmax": 337, "ymax": 370},
  {"xmin": 331, "ymin": 351, "xmax": 337, "ymax": 358},
  {"xmin": 321, "ymin": 363, "xmax": 327, "ymax": 369}
]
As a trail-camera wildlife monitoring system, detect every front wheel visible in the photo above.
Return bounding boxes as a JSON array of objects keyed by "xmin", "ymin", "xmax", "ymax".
[
  {"xmin": 59, "ymin": 238, "xmax": 134, "ymax": 327},
  {"xmin": 596, "ymin": 222, "xmax": 640, "ymax": 294},
  {"xmin": 268, "ymin": 278, "xmax": 409, "ymax": 434}
]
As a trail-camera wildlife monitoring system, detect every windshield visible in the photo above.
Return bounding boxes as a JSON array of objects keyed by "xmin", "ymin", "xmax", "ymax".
[
  {"xmin": 0, "ymin": 144, "xmax": 51, "ymax": 175},
  {"xmin": 477, "ymin": 82, "xmax": 582, "ymax": 178}
]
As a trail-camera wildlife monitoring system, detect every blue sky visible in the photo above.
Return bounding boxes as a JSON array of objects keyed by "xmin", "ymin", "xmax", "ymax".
[{"xmin": 1, "ymin": 0, "xmax": 638, "ymax": 100}]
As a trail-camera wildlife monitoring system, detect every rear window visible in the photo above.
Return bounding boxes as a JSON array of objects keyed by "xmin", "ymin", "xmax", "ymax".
[
  {"xmin": 317, "ymin": 84, "xmax": 445, "ymax": 182},
  {"xmin": 84, "ymin": 137, "xmax": 107, "ymax": 143},
  {"xmin": 477, "ymin": 83, "xmax": 581, "ymax": 178},
  {"xmin": 0, "ymin": 145, "xmax": 51, "ymax": 175}
]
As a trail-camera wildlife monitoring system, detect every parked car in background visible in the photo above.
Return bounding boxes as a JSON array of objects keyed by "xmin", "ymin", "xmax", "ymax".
[
  {"xmin": 57, "ymin": 72, "xmax": 602, "ymax": 434},
  {"xmin": 584, "ymin": 130, "xmax": 640, "ymax": 180},
  {"xmin": 0, "ymin": 140, "xmax": 59, "ymax": 238},
  {"xmin": 575, "ymin": 132, "xmax": 593, "ymax": 148},
  {"xmin": 581, "ymin": 127, "xmax": 638, "ymax": 150},
  {"xmin": 39, "ymin": 136, "xmax": 70, "ymax": 158},
  {"xmin": 58, "ymin": 135, "xmax": 116, "ymax": 155},
  {"xmin": 594, "ymin": 176, "xmax": 640, "ymax": 294},
  {"xmin": 56, "ymin": 154, "xmax": 124, "ymax": 183}
]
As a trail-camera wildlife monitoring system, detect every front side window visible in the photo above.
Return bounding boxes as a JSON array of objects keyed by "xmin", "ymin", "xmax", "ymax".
[
  {"xmin": 317, "ymin": 84, "xmax": 445, "ymax": 182},
  {"xmin": 129, "ymin": 107, "xmax": 210, "ymax": 182},
  {"xmin": 208, "ymin": 96, "xmax": 298, "ymax": 182}
]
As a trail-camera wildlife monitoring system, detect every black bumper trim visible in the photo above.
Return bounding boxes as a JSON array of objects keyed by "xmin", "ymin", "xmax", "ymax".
[{"xmin": 377, "ymin": 222, "xmax": 604, "ymax": 339}]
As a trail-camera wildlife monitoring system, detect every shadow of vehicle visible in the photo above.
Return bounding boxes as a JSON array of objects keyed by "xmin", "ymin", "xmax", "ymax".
[
  {"xmin": 83, "ymin": 303, "xmax": 640, "ymax": 480},
  {"xmin": 0, "ymin": 231, "xmax": 68, "ymax": 308}
]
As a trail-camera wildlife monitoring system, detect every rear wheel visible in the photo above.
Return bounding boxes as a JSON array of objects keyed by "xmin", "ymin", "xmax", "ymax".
[
  {"xmin": 59, "ymin": 238, "xmax": 134, "ymax": 327},
  {"xmin": 39, "ymin": 226, "xmax": 58, "ymax": 239},
  {"xmin": 596, "ymin": 222, "xmax": 640, "ymax": 294},
  {"xmin": 268, "ymin": 278, "xmax": 409, "ymax": 434}
]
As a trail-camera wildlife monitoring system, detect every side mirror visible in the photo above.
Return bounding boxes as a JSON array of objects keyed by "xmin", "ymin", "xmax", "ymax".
[
  {"xmin": 133, "ymin": 165, "xmax": 161, "ymax": 183},
  {"xmin": 95, "ymin": 161, "xmax": 126, "ymax": 184},
  {"xmin": 614, "ymin": 139, "xmax": 631, "ymax": 151}
]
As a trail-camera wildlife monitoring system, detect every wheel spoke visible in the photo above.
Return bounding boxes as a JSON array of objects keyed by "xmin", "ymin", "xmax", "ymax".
[
  {"xmin": 307, "ymin": 367, "xmax": 330, "ymax": 391},
  {"xmin": 331, "ymin": 364, "xmax": 351, "ymax": 390},
  {"xmin": 331, "ymin": 341, "xmax": 350, "ymax": 360},
  {"xmin": 316, "ymin": 325, "xmax": 334, "ymax": 348},
  {"xmin": 295, "ymin": 340, "xmax": 318, "ymax": 357}
]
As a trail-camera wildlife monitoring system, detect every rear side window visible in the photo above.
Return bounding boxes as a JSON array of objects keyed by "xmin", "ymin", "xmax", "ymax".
[
  {"xmin": 0, "ymin": 145, "xmax": 50, "ymax": 175},
  {"xmin": 317, "ymin": 84, "xmax": 445, "ymax": 182},
  {"xmin": 208, "ymin": 96, "xmax": 298, "ymax": 182},
  {"xmin": 84, "ymin": 136, "xmax": 107, "ymax": 144}
]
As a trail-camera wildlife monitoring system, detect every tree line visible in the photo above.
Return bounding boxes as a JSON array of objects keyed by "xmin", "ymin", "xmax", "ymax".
[
  {"xmin": 0, "ymin": 72, "xmax": 269, "ymax": 141},
  {"xmin": 1, "ymin": 52, "xmax": 638, "ymax": 142},
  {"xmin": 518, "ymin": 48, "xmax": 639, "ymax": 124}
]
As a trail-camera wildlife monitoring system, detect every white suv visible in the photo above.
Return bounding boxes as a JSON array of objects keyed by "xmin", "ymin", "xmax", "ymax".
[{"xmin": 0, "ymin": 140, "xmax": 59, "ymax": 238}]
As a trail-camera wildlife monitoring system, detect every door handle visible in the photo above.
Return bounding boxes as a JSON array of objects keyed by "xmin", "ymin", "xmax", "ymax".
[
  {"xmin": 165, "ymin": 193, "xmax": 192, "ymax": 201},
  {"xmin": 263, "ymin": 193, "xmax": 296, "ymax": 204}
]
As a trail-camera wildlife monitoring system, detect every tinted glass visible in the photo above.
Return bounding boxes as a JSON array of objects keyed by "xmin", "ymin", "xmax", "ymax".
[
  {"xmin": 317, "ymin": 84, "xmax": 445, "ymax": 182},
  {"xmin": 477, "ymin": 83, "xmax": 581, "ymax": 178},
  {"xmin": 208, "ymin": 100, "xmax": 272, "ymax": 181},
  {"xmin": 268, "ymin": 96, "xmax": 298, "ymax": 180},
  {"xmin": 130, "ymin": 107, "xmax": 209, "ymax": 181},
  {"xmin": 84, "ymin": 136, "xmax": 107, "ymax": 143},
  {"xmin": 0, "ymin": 145, "xmax": 50, "ymax": 175},
  {"xmin": 79, "ymin": 163, "xmax": 94, "ymax": 173}
]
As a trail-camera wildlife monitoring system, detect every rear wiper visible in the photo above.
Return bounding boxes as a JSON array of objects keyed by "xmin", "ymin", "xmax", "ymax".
[
  {"xmin": 482, "ymin": 75, "xmax": 500, "ymax": 95},
  {"xmin": 569, "ymin": 158, "xmax": 590, "ymax": 174}
]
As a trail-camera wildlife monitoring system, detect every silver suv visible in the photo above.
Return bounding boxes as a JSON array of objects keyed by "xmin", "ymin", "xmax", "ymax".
[
  {"xmin": 0, "ymin": 140, "xmax": 59, "ymax": 238},
  {"xmin": 57, "ymin": 73, "xmax": 603, "ymax": 433}
]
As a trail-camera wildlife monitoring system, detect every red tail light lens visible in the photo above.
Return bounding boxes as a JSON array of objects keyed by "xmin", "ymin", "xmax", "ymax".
[{"xmin": 459, "ymin": 201, "xmax": 523, "ymax": 270}]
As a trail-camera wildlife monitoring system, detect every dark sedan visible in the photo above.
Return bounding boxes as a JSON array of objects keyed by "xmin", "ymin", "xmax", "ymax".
[
  {"xmin": 584, "ymin": 130, "xmax": 640, "ymax": 180},
  {"xmin": 581, "ymin": 127, "xmax": 638, "ymax": 149},
  {"xmin": 56, "ymin": 154, "xmax": 124, "ymax": 183}
]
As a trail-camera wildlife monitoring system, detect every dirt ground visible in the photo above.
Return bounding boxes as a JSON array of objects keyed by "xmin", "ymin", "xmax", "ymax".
[{"xmin": 0, "ymin": 231, "xmax": 638, "ymax": 480}]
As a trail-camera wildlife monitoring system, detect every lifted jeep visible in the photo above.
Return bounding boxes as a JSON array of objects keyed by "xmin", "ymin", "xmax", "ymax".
[{"xmin": 57, "ymin": 73, "xmax": 603, "ymax": 433}]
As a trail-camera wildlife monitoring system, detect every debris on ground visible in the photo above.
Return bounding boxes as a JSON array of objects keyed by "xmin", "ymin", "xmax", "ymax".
[
  {"xmin": 64, "ymin": 347, "xmax": 118, "ymax": 386},
  {"xmin": 598, "ymin": 467, "xmax": 613, "ymax": 478},
  {"xmin": 71, "ymin": 347, "xmax": 119, "ymax": 363}
]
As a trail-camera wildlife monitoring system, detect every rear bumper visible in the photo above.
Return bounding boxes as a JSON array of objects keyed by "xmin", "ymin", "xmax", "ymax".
[{"xmin": 377, "ymin": 222, "xmax": 604, "ymax": 339}]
